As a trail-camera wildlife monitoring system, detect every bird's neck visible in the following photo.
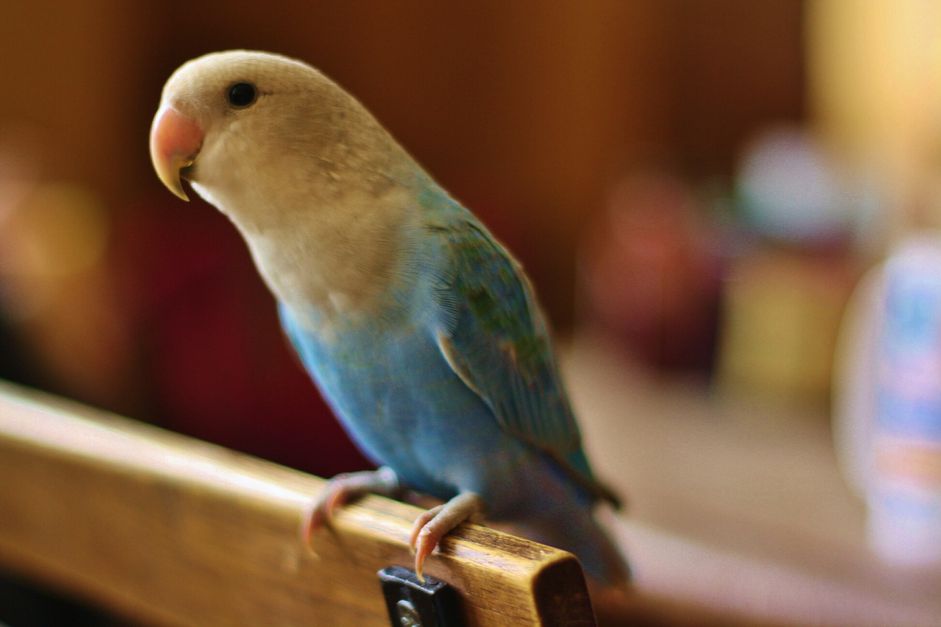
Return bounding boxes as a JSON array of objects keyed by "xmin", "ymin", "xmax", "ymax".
[{"xmin": 196, "ymin": 161, "xmax": 432, "ymax": 335}]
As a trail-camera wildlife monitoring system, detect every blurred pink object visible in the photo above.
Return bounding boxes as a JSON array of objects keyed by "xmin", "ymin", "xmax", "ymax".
[{"xmin": 579, "ymin": 172, "xmax": 723, "ymax": 375}]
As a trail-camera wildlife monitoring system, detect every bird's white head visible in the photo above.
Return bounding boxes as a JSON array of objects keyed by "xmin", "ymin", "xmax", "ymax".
[
  {"xmin": 150, "ymin": 50, "xmax": 408, "ymax": 226},
  {"xmin": 152, "ymin": 51, "xmax": 309, "ymax": 199}
]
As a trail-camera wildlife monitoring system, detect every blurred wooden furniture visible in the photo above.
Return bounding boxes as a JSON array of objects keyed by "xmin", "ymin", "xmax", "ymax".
[
  {"xmin": 0, "ymin": 381, "xmax": 594, "ymax": 626},
  {"xmin": 11, "ymin": 330, "xmax": 940, "ymax": 626}
]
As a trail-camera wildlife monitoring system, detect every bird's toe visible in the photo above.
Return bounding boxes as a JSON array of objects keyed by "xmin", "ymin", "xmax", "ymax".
[
  {"xmin": 300, "ymin": 467, "xmax": 400, "ymax": 548},
  {"xmin": 408, "ymin": 492, "xmax": 483, "ymax": 580}
]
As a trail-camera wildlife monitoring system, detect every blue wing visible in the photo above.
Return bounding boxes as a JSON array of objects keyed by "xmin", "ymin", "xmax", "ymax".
[{"xmin": 428, "ymin": 215, "xmax": 619, "ymax": 506}]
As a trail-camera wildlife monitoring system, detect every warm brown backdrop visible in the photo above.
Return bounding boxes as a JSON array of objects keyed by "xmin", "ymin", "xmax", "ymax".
[{"xmin": 0, "ymin": 0, "xmax": 804, "ymax": 324}]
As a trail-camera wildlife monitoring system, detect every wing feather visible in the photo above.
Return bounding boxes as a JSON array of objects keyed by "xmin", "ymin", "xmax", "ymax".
[{"xmin": 429, "ymin": 217, "xmax": 619, "ymax": 507}]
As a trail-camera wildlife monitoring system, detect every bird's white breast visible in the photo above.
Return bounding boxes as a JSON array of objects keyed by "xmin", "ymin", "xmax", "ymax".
[{"xmin": 193, "ymin": 170, "xmax": 417, "ymax": 336}]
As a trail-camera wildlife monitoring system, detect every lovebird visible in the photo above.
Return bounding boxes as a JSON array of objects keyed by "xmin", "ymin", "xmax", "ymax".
[{"xmin": 150, "ymin": 50, "xmax": 629, "ymax": 585}]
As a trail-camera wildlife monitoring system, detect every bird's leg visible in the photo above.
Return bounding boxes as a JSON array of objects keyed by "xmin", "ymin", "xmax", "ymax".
[
  {"xmin": 300, "ymin": 466, "xmax": 400, "ymax": 546},
  {"xmin": 409, "ymin": 492, "xmax": 483, "ymax": 580}
]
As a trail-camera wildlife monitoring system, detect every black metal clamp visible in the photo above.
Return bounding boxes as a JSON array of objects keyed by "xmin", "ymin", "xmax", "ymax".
[{"xmin": 377, "ymin": 566, "xmax": 463, "ymax": 627}]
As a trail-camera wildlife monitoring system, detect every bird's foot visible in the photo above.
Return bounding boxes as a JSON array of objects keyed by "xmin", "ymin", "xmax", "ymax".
[
  {"xmin": 300, "ymin": 466, "xmax": 400, "ymax": 546},
  {"xmin": 409, "ymin": 492, "xmax": 483, "ymax": 580}
]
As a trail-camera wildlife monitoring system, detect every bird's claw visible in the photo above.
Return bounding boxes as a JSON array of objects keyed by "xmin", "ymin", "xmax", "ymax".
[
  {"xmin": 300, "ymin": 467, "xmax": 400, "ymax": 549},
  {"xmin": 408, "ymin": 492, "xmax": 482, "ymax": 580}
]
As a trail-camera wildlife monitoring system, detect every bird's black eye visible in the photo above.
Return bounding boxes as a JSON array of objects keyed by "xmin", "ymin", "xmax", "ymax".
[{"xmin": 227, "ymin": 82, "xmax": 257, "ymax": 108}]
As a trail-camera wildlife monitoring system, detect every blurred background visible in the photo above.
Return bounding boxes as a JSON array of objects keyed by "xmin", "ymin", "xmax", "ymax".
[{"xmin": 2, "ymin": 0, "xmax": 941, "ymax": 625}]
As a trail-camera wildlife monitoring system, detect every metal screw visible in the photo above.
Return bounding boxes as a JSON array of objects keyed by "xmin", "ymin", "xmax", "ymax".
[{"xmin": 396, "ymin": 598, "xmax": 422, "ymax": 627}]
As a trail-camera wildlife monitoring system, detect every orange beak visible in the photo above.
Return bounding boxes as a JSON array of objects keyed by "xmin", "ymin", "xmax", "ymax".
[{"xmin": 149, "ymin": 104, "xmax": 203, "ymax": 201}]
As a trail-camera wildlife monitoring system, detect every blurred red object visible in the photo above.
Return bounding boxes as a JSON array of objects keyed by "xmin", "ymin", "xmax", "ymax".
[
  {"xmin": 579, "ymin": 172, "xmax": 723, "ymax": 375},
  {"xmin": 116, "ymin": 196, "xmax": 370, "ymax": 477}
]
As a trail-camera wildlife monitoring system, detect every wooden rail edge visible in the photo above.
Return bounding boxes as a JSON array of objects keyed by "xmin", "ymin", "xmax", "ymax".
[{"xmin": 0, "ymin": 380, "xmax": 595, "ymax": 626}]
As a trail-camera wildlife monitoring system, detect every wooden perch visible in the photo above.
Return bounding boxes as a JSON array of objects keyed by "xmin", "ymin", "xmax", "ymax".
[{"xmin": 0, "ymin": 381, "xmax": 595, "ymax": 626}]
